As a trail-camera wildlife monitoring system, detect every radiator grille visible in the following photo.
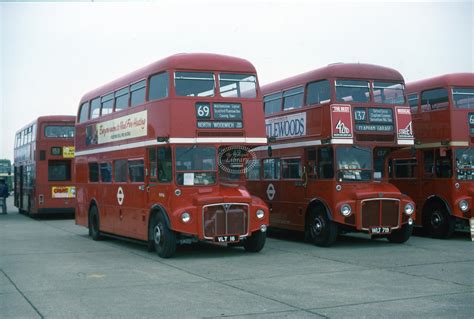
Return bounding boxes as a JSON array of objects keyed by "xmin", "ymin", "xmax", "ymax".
[
  {"xmin": 203, "ymin": 204, "xmax": 249, "ymax": 238},
  {"xmin": 361, "ymin": 199, "xmax": 399, "ymax": 229}
]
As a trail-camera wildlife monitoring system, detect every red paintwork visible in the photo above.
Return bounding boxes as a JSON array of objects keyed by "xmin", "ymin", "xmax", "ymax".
[
  {"xmin": 246, "ymin": 63, "xmax": 415, "ymax": 236},
  {"xmin": 13, "ymin": 116, "xmax": 76, "ymax": 215},
  {"xmin": 390, "ymin": 73, "xmax": 474, "ymax": 225},
  {"xmin": 74, "ymin": 53, "xmax": 269, "ymax": 243}
]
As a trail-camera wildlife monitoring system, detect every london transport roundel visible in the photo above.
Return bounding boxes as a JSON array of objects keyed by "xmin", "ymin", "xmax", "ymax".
[
  {"xmin": 117, "ymin": 187, "xmax": 124, "ymax": 205},
  {"xmin": 267, "ymin": 183, "xmax": 276, "ymax": 201}
]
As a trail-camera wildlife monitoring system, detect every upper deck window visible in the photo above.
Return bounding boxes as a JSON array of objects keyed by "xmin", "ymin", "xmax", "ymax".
[
  {"xmin": 335, "ymin": 80, "xmax": 370, "ymax": 103},
  {"xmin": 283, "ymin": 86, "xmax": 304, "ymax": 111},
  {"xmin": 373, "ymin": 82, "xmax": 405, "ymax": 104},
  {"xmin": 174, "ymin": 72, "xmax": 215, "ymax": 97},
  {"xmin": 408, "ymin": 93, "xmax": 419, "ymax": 114},
  {"xmin": 101, "ymin": 93, "xmax": 114, "ymax": 116},
  {"xmin": 130, "ymin": 80, "xmax": 146, "ymax": 107},
  {"xmin": 90, "ymin": 97, "xmax": 101, "ymax": 119},
  {"xmin": 306, "ymin": 80, "xmax": 331, "ymax": 105},
  {"xmin": 114, "ymin": 87, "xmax": 129, "ymax": 111},
  {"xmin": 79, "ymin": 102, "xmax": 90, "ymax": 123},
  {"xmin": 149, "ymin": 72, "xmax": 169, "ymax": 101},
  {"xmin": 452, "ymin": 87, "xmax": 474, "ymax": 109},
  {"xmin": 219, "ymin": 73, "xmax": 257, "ymax": 98},
  {"xmin": 264, "ymin": 92, "xmax": 282, "ymax": 116},
  {"xmin": 44, "ymin": 126, "xmax": 75, "ymax": 138},
  {"xmin": 421, "ymin": 88, "xmax": 449, "ymax": 111}
]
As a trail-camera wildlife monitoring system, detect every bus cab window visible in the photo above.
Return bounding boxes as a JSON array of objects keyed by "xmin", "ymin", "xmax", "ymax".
[
  {"xmin": 306, "ymin": 149, "xmax": 317, "ymax": 179},
  {"xmin": 318, "ymin": 147, "xmax": 334, "ymax": 179},
  {"xmin": 148, "ymin": 148, "xmax": 157, "ymax": 182},
  {"xmin": 435, "ymin": 149, "xmax": 452, "ymax": 178},
  {"xmin": 423, "ymin": 150, "xmax": 435, "ymax": 176},
  {"xmin": 157, "ymin": 148, "xmax": 172, "ymax": 183}
]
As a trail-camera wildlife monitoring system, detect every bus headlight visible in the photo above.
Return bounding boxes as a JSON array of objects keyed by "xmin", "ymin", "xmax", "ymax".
[
  {"xmin": 340, "ymin": 204, "xmax": 352, "ymax": 217},
  {"xmin": 181, "ymin": 212, "xmax": 191, "ymax": 223},
  {"xmin": 404, "ymin": 203, "xmax": 414, "ymax": 215},
  {"xmin": 256, "ymin": 209, "xmax": 265, "ymax": 219},
  {"xmin": 459, "ymin": 200, "xmax": 469, "ymax": 212}
]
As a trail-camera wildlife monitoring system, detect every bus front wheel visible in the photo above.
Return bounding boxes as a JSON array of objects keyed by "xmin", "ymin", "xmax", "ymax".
[
  {"xmin": 307, "ymin": 206, "xmax": 338, "ymax": 247},
  {"xmin": 243, "ymin": 230, "xmax": 266, "ymax": 252},
  {"xmin": 89, "ymin": 206, "xmax": 103, "ymax": 241},
  {"xmin": 387, "ymin": 223, "xmax": 413, "ymax": 244},
  {"xmin": 423, "ymin": 202, "xmax": 455, "ymax": 239},
  {"xmin": 150, "ymin": 213, "xmax": 176, "ymax": 258}
]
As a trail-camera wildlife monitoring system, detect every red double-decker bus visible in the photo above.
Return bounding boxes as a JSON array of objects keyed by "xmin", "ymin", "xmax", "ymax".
[
  {"xmin": 389, "ymin": 73, "xmax": 474, "ymax": 239},
  {"xmin": 13, "ymin": 116, "xmax": 76, "ymax": 216},
  {"xmin": 74, "ymin": 53, "xmax": 269, "ymax": 258},
  {"xmin": 245, "ymin": 63, "xmax": 416, "ymax": 246}
]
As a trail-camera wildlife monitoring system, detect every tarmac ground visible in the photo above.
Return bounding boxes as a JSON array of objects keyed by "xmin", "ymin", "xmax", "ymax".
[{"xmin": 1, "ymin": 197, "xmax": 473, "ymax": 318}]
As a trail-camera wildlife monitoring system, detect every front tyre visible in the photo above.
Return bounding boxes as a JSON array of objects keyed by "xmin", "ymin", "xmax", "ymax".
[
  {"xmin": 307, "ymin": 206, "xmax": 338, "ymax": 247},
  {"xmin": 150, "ymin": 213, "xmax": 176, "ymax": 258},
  {"xmin": 422, "ymin": 202, "xmax": 455, "ymax": 239},
  {"xmin": 243, "ymin": 230, "xmax": 266, "ymax": 252},
  {"xmin": 89, "ymin": 206, "xmax": 103, "ymax": 241},
  {"xmin": 387, "ymin": 223, "xmax": 413, "ymax": 244}
]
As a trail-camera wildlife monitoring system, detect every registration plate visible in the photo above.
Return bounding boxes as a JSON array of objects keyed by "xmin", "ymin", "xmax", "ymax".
[
  {"xmin": 214, "ymin": 235, "xmax": 239, "ymax": 243},
  {"xmin": 370, "ymin": 227, "xmax": 391, "ymax": 234}
]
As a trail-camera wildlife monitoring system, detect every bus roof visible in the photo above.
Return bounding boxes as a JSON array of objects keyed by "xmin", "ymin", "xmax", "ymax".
[
  {"xmin": 407, "ymin": 73, "xmax": 474, "ymax": 94},
  {"xmin": 262, "ymin": 63, "xmax": 404, "ymax": 95},
  {"xmin": 80, "ymin": 53, "xmax": 257, "ymax": 103},
  {"xmin": 15, "ymin": 115, "xmax": 75, "ymax": 134}
]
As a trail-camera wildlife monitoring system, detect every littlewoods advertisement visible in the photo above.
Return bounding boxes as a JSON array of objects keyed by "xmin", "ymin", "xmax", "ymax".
[{"xmin": 96, "ymin": 110, "xmax": 148, "ymax": 144}]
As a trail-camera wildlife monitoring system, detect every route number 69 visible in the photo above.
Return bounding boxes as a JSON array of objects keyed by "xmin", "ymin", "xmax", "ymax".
[{"xmin": 196, "ymin": 103, "xmax": 211, "ymax": 118}]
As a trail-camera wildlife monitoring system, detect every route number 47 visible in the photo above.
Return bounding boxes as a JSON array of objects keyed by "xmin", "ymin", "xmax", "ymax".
[{"xmin": 196, "ymin": 104, "xmax": 211, "ymax": 118}]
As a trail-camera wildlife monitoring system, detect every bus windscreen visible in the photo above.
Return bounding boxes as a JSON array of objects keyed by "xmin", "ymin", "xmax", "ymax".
[
  {"xmin": 453, "ymin": 87, "xmax": 474, "ymax": 108},
  {"xmin": 219, "ymin": 73, "xmax": 257, "ymax": 98},
  {"xmin": 335, "ymin": 80, "xmax": 370, "ymax": 103},
  {"xmin": 174, "ymin": 72, "xmax": 215, "ymax": 97}
]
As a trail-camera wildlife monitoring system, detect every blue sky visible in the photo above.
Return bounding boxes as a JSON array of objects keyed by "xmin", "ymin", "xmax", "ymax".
[{"xmin": 1, "ymin": 0, "xmax": 473, "ymax": 160}]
